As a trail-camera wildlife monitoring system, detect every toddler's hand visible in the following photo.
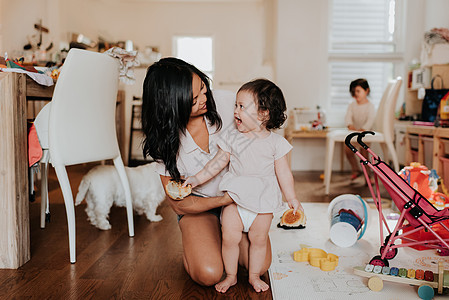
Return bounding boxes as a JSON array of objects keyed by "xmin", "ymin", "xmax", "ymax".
[
  {"xmin": 288, "ymin": 199, "xmax": 304, "ymax": 215},
  {"xmin": 182, "ymin": 176, "xmax": 200, "ymax": 188}
]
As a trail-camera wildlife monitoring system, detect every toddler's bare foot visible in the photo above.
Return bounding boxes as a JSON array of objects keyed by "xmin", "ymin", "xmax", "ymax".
[
  {"xmin": 249, "ymin": 275, "xmax": 269, "ymax": 292},
  {"xmin": 215, "ymin": 275, "xmax": 237, "ymax": 293}
]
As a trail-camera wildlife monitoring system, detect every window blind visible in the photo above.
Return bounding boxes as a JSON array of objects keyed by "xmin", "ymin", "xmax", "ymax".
[
  {"xmin": 329, "ymin": 0, "xmax": 398, "ymax": 110},
  {"xmin": 330, "ymin": 62, "xmax": 393, "ymax": 108},
  {"xmin": 330, "ymin": 0, "xmax": 395, "ymax": 53}
]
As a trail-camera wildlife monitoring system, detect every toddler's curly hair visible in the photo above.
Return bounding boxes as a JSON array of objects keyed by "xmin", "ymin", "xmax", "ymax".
[{"xmin": 238, "ymin": 79, "xmax": 287, "ymax": 130}]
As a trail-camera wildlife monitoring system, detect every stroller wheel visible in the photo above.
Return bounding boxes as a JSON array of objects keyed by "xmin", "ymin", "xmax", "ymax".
[
  {"xmin": 380, "ymin": 245, "xmax": 398, "ymax": 260},
  {"xmin": 437, "ymin": 248, "xmax": 449, "ymax": 256},
  {"xmin": 369, "ymin": 255, "xmax": 389, "ymax": 267}
]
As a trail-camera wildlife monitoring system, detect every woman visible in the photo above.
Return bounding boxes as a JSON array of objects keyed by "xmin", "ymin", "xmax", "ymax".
[{"xmin": 141, "ymin": 57, "xmax": 272, "ymax": 286}]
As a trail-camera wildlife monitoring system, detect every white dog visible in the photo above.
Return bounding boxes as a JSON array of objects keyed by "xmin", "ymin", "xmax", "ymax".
[{"xmin": 75, "ymin": 163, "xmax": 165, "ymax": 230}]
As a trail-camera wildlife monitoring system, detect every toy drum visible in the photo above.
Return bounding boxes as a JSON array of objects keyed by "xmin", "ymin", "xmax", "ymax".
[{"xmin": 328, "ymin": 194, "xmax": 368, "ymax": 247}]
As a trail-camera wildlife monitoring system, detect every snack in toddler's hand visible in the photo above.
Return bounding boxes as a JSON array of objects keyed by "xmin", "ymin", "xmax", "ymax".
[
  {"xmin": 277, "ymin": 208, "xmax": 306, "ymax": 229},
  {"xmin": 165, "ymin": 180, "xmax": 192, "ymax": 200}
]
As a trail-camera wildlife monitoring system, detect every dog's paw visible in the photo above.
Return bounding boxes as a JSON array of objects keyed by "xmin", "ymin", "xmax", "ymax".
[
  {"xmin": 96, "ymin": 222, "xmax": 112, "ymax": 230},
  {"xmin": 149, "ymin": 215, "xmax": 163, "ymax": 222}
]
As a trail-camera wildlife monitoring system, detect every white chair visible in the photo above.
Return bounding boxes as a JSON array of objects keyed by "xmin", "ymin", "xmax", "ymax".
[
  {"xmin": 34, "ymin": 48, "xmax": 134, "ymax": 263},
  {"xmin": 324, "ymin": 77, "xmax": 402, "ymax": 195},
  {"xmin": 34, "ymin": 103, "xmax": 51, "ymax": 229}
]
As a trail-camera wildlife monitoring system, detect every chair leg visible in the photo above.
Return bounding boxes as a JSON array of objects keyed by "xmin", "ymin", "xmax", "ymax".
[
  {"xmin": 40, "ymin": 161, "xmax": 49, "ymax": 229},
  {"xmin": 386, "ymin": 141, "xmax": 400, "ymax": 172},
  {"xmin": 324, "ymin": 138, "xmax": 335, "ymax": 195},
  {"xmin": 54, "ymin": 165, "xmax": 77, "ymax": 263},
  {"xmin": 113, "ymin": 156, "xmax": 135, "ymax": 237},
  {"xmin": 380, "ymin": 143, "xmax": 389, "ymax": 165}
]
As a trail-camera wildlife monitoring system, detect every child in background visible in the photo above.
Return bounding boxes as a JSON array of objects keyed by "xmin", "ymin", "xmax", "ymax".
[
  {"xmin": 183, "ymin": 79, "xmax": 303, "ymax": 293},
  {"xmin": 345, "ymin": 78, "xmax": 376, "ymax": 180}
]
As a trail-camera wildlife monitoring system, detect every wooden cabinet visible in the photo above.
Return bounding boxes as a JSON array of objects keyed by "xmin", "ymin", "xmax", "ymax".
[{"xmin": 404, "ymin": 125, "xmax": 449, "ymax": 176}]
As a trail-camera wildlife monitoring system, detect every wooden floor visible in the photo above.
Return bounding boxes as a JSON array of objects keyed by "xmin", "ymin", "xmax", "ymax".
[{"xmin": 0, "ymin": 164, "xmax": 388, "ymax": 299}]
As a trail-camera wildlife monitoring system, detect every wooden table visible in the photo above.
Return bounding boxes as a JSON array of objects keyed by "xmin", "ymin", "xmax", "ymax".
[
  {"xmin": 0, "ymin": 73, "xmax": 54, "ymax": 268},
  {"xmin": 284, "ymin": 128, "xmax": 328, "ymax": 167}
]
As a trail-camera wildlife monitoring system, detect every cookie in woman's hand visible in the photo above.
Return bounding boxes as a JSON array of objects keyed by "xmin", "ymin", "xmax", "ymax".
[{"xmin": 165, "ymin": 180, "xmax": 192, "ymax": 200}]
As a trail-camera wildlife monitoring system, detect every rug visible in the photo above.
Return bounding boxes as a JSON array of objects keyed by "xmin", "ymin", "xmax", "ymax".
[{"xmin": 268, "ymin": 202, "xmax": 449, "ymax": 300}]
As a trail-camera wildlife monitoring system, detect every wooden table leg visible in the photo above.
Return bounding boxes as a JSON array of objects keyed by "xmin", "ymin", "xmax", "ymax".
[
  {"xmin": 405, "ymin": 132, "xmax": 412, "ymax": 165},
  {"xmin": 0, "ymin": 73, "xmax": 30, "ymax": 268}
]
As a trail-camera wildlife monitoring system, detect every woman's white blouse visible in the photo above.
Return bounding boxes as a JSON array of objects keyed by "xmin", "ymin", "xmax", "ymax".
[{"xmin": 155, "ymin": 90, "xmax": 236, "ymax": 197}]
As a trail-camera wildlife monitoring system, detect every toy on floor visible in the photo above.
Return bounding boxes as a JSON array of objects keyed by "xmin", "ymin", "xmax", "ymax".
[
  {"xmin": 327, "ymin": 194, "xmax": 368, "ymax": 247},
  {"xmin": 398, "ymin": 162, "xmax": 449, "ymax": 210},
  {"xmin": 277, "ymin": 208, "xmax": 306, "ymax": 229},
  {"xmin": 75, "ymin": 163, "xmax": 165, "ymax": 230},
  {"xmin": 345, "ymin": 132, "xmax": 449, "ymax": 267},
  {"xmin": 353, "ymin": 261, "xmax": 448, "ymax": 299},
  {"xmin": 293, "ymin": 248, "xmax": 339, "ymax": 271}
]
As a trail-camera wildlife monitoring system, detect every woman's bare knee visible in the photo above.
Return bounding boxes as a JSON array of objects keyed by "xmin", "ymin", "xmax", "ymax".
[{"xmin": 190, "ymin": 263, "xmax": 223, "ymax": 286}]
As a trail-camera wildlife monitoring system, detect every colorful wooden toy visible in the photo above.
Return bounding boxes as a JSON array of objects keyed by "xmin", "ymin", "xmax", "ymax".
[
  {"xmin": 373, "ymin": 265, "xmax": 382, "ymax": 274},
  {"xmin": 418, "ymin": 284, "xmax": 434, "ymax": 300},
  {"xmin": 399, "ymin": 268, "xmax": 407, "ymax": 278},
  {"xmin": 365, "ymin": 264, "xmax": 374, "ymax": 272},
  {"xmin": 367, "ymin": 276, "xmax": 383, "ymax": 292},
  {"xmin": 390, "ymin": 267, "xmax": 399, "ymax": 276},
  {"xmin": 424, "ymin": 270, "xmax": 434, "ymax": 282},
  {"xmin": 416, "ymin": 269, "xmax": 425, "ymax": 280},
  {"xmin": 353, "ymin": 261, "xmax": 449, "ymax": 297}
]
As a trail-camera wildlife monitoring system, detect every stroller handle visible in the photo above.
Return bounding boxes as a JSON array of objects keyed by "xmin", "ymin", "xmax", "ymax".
[
  {"xmin": 345, "ymin": 132, "xmax": 361, "ymax": 153},
  {"xmin": 357, "ymin": 131, "xmax": 375, "ymax": 150}
]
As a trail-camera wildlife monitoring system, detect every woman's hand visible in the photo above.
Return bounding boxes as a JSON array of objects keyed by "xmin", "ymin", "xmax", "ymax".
[{"xmin": 160, "ymin": 175, "xmax": 233, "ymax": 214}]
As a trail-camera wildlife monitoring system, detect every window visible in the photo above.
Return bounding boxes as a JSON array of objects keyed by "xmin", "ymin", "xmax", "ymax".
[
  {"xmin": 329, "ymin": 0, "xmax": 402, "ymax": 110},
  {"xmin": 173, "ymin": 36, "xmax": 214, "ymax": 80},
  {"xmin": 330, "ymin": 62, "xmax": 393, "ymax": 107},
  {"xmin": 330, "ymin": 0, "xmax": 396, "ymax": 53}
]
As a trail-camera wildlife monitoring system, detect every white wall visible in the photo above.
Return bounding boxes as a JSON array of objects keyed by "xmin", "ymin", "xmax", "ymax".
[
  {"xmin": 424, "ymin": 0, "xmax": 449, "ymax": 31},
  {"xmin": 1, "ymin": 0, "xmax": 62, "ymax": 58},
  {"xmin": 1, "ymin": 0, "xmax": 273, "ymax": 91},
  {"xmin": 275, "ymin": 0, "xmax": 330, "ymax": 171}
]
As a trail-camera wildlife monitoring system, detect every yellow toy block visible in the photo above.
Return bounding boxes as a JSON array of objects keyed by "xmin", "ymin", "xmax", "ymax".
[{"xmin": 293, "ymin": 248, "xmax": 339, "ymax": 271}]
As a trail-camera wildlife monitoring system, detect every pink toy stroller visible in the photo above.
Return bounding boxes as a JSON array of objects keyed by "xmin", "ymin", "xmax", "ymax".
[{"xmin": 345, "ymin": 131, "xmax": 449, "ymax": 266}]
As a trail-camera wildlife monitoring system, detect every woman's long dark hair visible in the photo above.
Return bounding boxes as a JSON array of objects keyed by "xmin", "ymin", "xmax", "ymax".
[{"xmin": 141, "ymin": 57, "xmax": 222, "ymax": 181}]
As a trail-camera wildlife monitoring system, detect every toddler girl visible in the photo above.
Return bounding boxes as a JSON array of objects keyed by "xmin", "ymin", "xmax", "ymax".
[
  {"xmin": 345, "ymin": 78, "xmax": 376, "ymax": 180},
  {"xmin": 183, "ymin": 79, "xmax": 303, "ymax": 293}
]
